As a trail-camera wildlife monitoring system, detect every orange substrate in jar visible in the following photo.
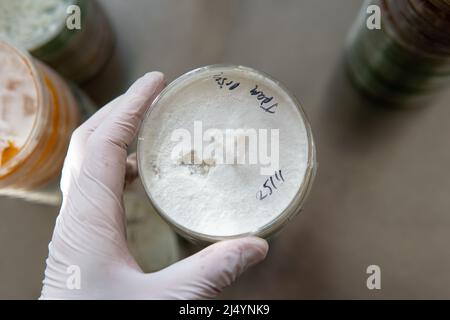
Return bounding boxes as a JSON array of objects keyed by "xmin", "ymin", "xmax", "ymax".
[
  {"xmin": 0, "ymin": 141, "xmax": 20, "ymax": 165},
  {"xmin": 0, "ymin": 41, "xmax": 79, "ymax": 190}
]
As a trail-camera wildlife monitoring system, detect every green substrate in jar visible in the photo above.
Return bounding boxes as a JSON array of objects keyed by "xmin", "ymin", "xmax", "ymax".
[{"xmin": 345, "ymin": 0, "xmax": 450, "ymax": 106}]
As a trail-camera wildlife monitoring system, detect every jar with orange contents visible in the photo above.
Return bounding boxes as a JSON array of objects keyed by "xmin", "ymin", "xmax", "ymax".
[{"xmin": 0, "ymin": 41, "xmax": 89, "ymax": 201}]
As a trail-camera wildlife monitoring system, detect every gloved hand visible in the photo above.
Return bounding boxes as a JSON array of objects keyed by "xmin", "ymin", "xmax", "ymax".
[{"xmin": 40, "ymin": 72, "xmax": 269, "ymax": 300}]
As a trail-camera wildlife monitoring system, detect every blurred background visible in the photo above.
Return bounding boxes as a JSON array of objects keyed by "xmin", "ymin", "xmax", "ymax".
[{"xmin": 1, "ymin": 0, "xmax": 450, "ymax": 299}]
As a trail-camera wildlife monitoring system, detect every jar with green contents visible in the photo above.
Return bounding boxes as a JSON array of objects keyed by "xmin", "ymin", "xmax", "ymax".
[
  {"xmin": 346, "ymin": 0, "xmax": 450, "ymax": 106},
  {"xmin": 0, "ymin": 0, "xmax": 114, "ymax": 83}
]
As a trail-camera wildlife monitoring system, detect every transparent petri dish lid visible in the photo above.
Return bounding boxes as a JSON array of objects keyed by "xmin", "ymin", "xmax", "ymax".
[{"xmin": 137, "ymin": 65, "xmax": 316, "ymax": 244}]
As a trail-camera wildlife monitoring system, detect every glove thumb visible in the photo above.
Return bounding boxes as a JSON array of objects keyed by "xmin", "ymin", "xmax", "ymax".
[{"xmin": 147, "ymin": 237, "xmax": 268, "ymax": 299}]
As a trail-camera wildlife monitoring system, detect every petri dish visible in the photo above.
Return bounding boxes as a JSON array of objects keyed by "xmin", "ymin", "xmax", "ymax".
[{"xmin": 138, "ymin": 65, "xmax": 316, "ymax": 244}]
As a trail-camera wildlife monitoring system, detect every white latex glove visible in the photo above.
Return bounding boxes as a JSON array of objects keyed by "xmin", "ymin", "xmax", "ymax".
[{"xmin": 40, "ymin": 72, "xmax": 269, "ymax": 300}]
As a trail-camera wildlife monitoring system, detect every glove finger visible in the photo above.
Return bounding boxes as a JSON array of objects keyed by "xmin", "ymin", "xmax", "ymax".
[
  {"xmin": 89, "ymin": 72, "xmax": 165, "ymax": 151},
  {"xmin": 74, "ymin": 72, "xmax": 165, "ymax": 197}
]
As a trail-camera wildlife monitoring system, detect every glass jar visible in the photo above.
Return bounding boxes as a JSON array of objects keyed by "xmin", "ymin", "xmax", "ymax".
[
  {"xmin": 346, "ymin": 0, "xmax": 450, "ymax": 106},
  {"xmin": 137, "ymin": 65, "xmax": 317, "ymax": 244},
  {"xmin": 0, "ymin": 41, "xmax": 81, "ymax": 193},
  {"xmin": 0, "ymin": 0, "xmax": 114, "ymax": 83}
]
